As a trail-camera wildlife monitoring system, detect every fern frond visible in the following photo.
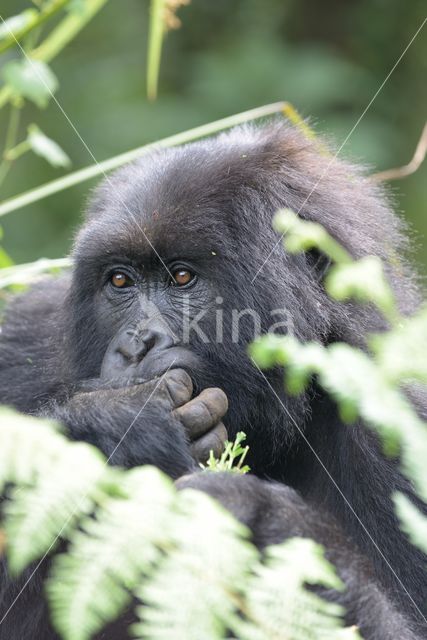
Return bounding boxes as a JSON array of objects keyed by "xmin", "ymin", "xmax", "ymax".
[
  {"xmin": 0, "ymin": 408, "xmax": 111, "ymax": 574},
  {"xmin": 233, "ymin": 538, "xmax": 359, "ymax": 640},
  {"xmin": 46, "ymin": 467, "xmax": 175, "ymax": 640},
  {"xmin": 0, "ymin": 408, "xmax": 67, "ymax": 490},
  {"xmin": 0, "ymin": 410, "xmax": 360, "ymax": 640},
  {"xmin": 132, "ymin": 488, "xmax": 256, "ymax": 640},
  {"xmin": 5, "ymin": 443, "xmax": 108, "ymax": 574}
]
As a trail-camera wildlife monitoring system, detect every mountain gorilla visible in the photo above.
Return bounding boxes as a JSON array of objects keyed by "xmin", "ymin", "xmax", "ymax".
[{"xmin": 0, "ymin": 123, "xmax": 426, "ymax": 639}]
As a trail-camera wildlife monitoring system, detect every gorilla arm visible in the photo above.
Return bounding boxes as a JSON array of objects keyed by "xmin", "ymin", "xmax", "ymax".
[{"xmin": 177, "ymin": 472, "xmax": 423, "ymax": 640}]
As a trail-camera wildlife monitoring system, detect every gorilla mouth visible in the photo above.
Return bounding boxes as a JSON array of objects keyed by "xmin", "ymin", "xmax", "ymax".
[
  {"xmin": 132, "ymin": 345, "xmax": 201, "ymax": 382},
  {"xmin": 99, "ymin": 325, "xmax": 202, "ymax": 389}
]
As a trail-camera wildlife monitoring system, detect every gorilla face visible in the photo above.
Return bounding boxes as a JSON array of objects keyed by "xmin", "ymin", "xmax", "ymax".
[
  {"xmin": 69, "ymin": 171, "xmax": 234, "ymax": 386},
  {"xmin": 65, "ymin": 124, "xmax": 392, "ymax": 465},
  {"xmin": 65, "ymin": 140, "xmax": 309, "ymax": 458},
  {"xmin": 67, "ymin": 165, "xmax": 274, "ymax": 446}
]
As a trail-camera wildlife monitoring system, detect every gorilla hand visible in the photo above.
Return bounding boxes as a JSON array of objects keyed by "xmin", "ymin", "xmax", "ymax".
[{"xmin": 49, "ymin": 369, "xmax": 228, "ymax": 478}]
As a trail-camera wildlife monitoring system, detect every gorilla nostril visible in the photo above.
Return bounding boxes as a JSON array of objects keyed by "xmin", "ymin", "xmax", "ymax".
[
  {"xmin": 112, "ymin": 329, "xmax": 176, "ymax": 369},
  {"xmin": 140, "ymin": 329, "xmax": 175, "ymax": 353},
  {"xmin": 140, "ymin": 333, "xmax": 156, "ymax": 352},
  {"xmin": 117, "ymin": 340, "xmax": 148, "ymax": 364}
]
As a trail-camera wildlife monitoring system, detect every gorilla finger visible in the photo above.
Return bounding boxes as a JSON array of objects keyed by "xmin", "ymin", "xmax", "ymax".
[
  {"xmin": 163, "ymin": 368, "xmax": 193, "ymax": 407},
  {"xmin": 175, "ymin": 387, "xmax": 228, "ymax": 438},
  {"xmin": 190, "ymin": 423, "xmax": 228, "ymax": 463}
]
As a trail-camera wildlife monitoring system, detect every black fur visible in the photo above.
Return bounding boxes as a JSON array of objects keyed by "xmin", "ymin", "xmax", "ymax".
[{"xmin": 0, "ymin": 123, "xmax": 426, "ymax": 639}]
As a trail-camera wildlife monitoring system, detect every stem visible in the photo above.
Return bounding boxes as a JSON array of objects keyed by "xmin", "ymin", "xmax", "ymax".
[
  {"xmin": 31, "ymin": 0, "xmax": 109, "ymax": 63},
  {"xmin": 0, "ymin": 101, "xmax": 289, "ymax": 217},
  {"xmin": 0, "ymin": 104, "xmax": 21, "ymax": 188},
  {"xmin": 236, "ymin": 446, "xmax": 249, "ymax": 471},
  {"xmin": 4, "ymin": 140, "xmax": 30, "ymax": 161},
  {"xmin": 0, "ymin": 0, "xmax": 71, "ymax": 56},
  {"xmin": 321, "ymin": 235, "xmax": 353, "ymax": 265},
  {"xmin": 0, "ymin": 257, "xmax": 71, "ymax": 288},
  {"xmin": 146, "ymin": 0, "xmax": 166, "ymax": 101},
  {"xmin": 0, "ymin": 85, "xmax": 13, "ymax": 111},
  {"xmin": 4, "ymin": 104, "xmax": 21, "ymax": 151},
  {"xmin": 0, "ymin": 0, "xmax": 108, "ymax": 109},
  {"xmin": 0, "ymin": 164, "xmax": 10, "ymax": 190},
  {"xmin": 282, "ymin": 103, "xmax": 316, "ymax": 140},
  {"xmin": 372, "ymin": 121, "xmax": 427, "ymax": 182}
]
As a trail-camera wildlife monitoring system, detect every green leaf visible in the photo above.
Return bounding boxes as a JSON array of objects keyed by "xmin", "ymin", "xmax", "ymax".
[
  {"xmin": 0, "ymin": 408, "xmax": 111, "ymax": 575},
  {"xmin": 47, "ymin": 467, "xmax": 176, "ymax": 640},
  {"xmin": 249, "ymin": 333, "xmax": 290, "ymax": 368},
  {"xmin": 0, "ymin": 409, "xmax": 66, "ymax": 493},
  {"xmin": 371, "ymin": 306, "xmax": 427, "ymax": 384},
  {"xmin": 27, "ymin": 124, "xmax": 71, "ymax": 168},
  {"xmin": 273, "ymin": 209, "xmax": 352, "ymax": 264},
  {"xmin": 394, "ymin": 492, "xmax": 427, "ymax": 555},
  {"xmin": 0, "ymin": 408, "xmax": 360, "ymax": 640},
  {"xmin": 133, "ymin": 489, "xmax": 256, "ymax": 640},
  {"xmin": 232, "ymin": 538, "xmax": 357, "ymax": 640},
  {"xmin": 0, "ymin": 246, "xmax": 14, "ymax": 268},
  {"xmin": 325, "ymin": 256, "xmax": 398, "ymax": 323},
  {"xmin": 2, "ymin": 58, "xmax": 58, "ymax": 108},
  {"xmin": 0, "ymin": 10, "xmax": 37, "ymax": 42},
  {"xmin": 250, "ymin": 334, "xmax": 326, "ymax": 393},
  {"xmin": 252, "ymin": 331, "xmax": 427, "ymax": 500},
  {"xmin": 5, "ymin": 443, "xmax": 107, "ymax": 574}
]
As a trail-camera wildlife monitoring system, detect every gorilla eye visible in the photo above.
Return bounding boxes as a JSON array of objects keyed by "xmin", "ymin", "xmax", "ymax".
[
  {"xmin": 110, "ymin": 272, "xmax": 134, "ymax": 288},
  {"xmin": 172, "ymin": 268, "xmax": 195, "ymax": 287}
]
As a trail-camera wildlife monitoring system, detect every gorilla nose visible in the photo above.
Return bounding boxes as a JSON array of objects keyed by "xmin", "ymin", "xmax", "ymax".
[
  {"xmin": 138, "ymin": 329, "xmax": 175, "ymax": 355},
  {"xmin": 117, "ymin": 326, "xmax": 175, "ymax": 364},
  {"xmin": 100, "ymin": 322, "xmax": 180, "ymax": 381}
]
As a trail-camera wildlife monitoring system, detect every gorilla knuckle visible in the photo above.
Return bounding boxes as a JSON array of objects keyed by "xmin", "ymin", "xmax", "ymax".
[
  {"xmin": 190, "ymin": 422, "xmax": 227, "ymax": 463},
  {"xmin": 163, "ymin": 368, "xmax": 193, "ymax": 406},
  {"xmin": 199, "ymin": 387, "xmax": 229, "ymax": 420}
]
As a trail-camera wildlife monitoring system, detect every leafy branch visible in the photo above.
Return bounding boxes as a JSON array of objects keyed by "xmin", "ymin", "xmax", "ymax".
[
  {"xmin": 0, "ymin": 0, "xmax": 108, "ymax": 110},
  {"xmin": 0, "ymin": 0, "xmax": 71, "ymax": 56},
  {"xmin": 200, "ymin": 431, "xmax": 250, "ymax": 474},
  {"xmin": 251, "ymin": 208, "xmax": 427, "ymax": 550},
  {"xmin": 0, "ymin": 409, "xmax": 358, "ymax": 640},
  {"xmin": 274, "ymin": 209, "xmax": 400, "ymax": 324},
  {"xmin": 0, "ymin": 0, "xmax": 108, "ymax": 199}
]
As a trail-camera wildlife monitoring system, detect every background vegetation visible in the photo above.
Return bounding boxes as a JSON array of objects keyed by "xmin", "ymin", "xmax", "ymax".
[
  {"xmin": 0, "ymin": 0, "xmax": 426, "ymax": 268},
  {"xmin": 0, "ymin": 2, "xmax": 426, "ymax": 637}
]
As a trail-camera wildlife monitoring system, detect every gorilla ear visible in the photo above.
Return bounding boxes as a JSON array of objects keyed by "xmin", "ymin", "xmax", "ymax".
[{"xmin": 306, "ymin": 249, "xmax": 332, "ymax": 282}]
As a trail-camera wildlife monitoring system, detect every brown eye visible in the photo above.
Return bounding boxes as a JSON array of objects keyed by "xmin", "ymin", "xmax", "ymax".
[
  {"xmin": 110, "ymin": 272, "xmax": 134, "ymax": 288},
  {"xmin": 172, "ymin": 268, "xmax": 194, "ymax": 287}
]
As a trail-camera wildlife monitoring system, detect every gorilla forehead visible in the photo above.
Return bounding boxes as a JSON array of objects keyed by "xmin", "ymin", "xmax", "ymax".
[
  {"xmin": 80, "ymin": 147, "xmax": 244, "ymax": 255},
  {"xmin": 75, "ymin": 127, "xmax": 279, "ymax": 263}
]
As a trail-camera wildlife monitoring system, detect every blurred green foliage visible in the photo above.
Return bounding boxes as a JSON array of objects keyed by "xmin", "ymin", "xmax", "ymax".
[
  {"xmin": 0, "ymin": 0, "xmax": 426, "ymax": 268},
  {"xmin": 251, "ymin": 207, "xmax": 427, "ymax": 560}
]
